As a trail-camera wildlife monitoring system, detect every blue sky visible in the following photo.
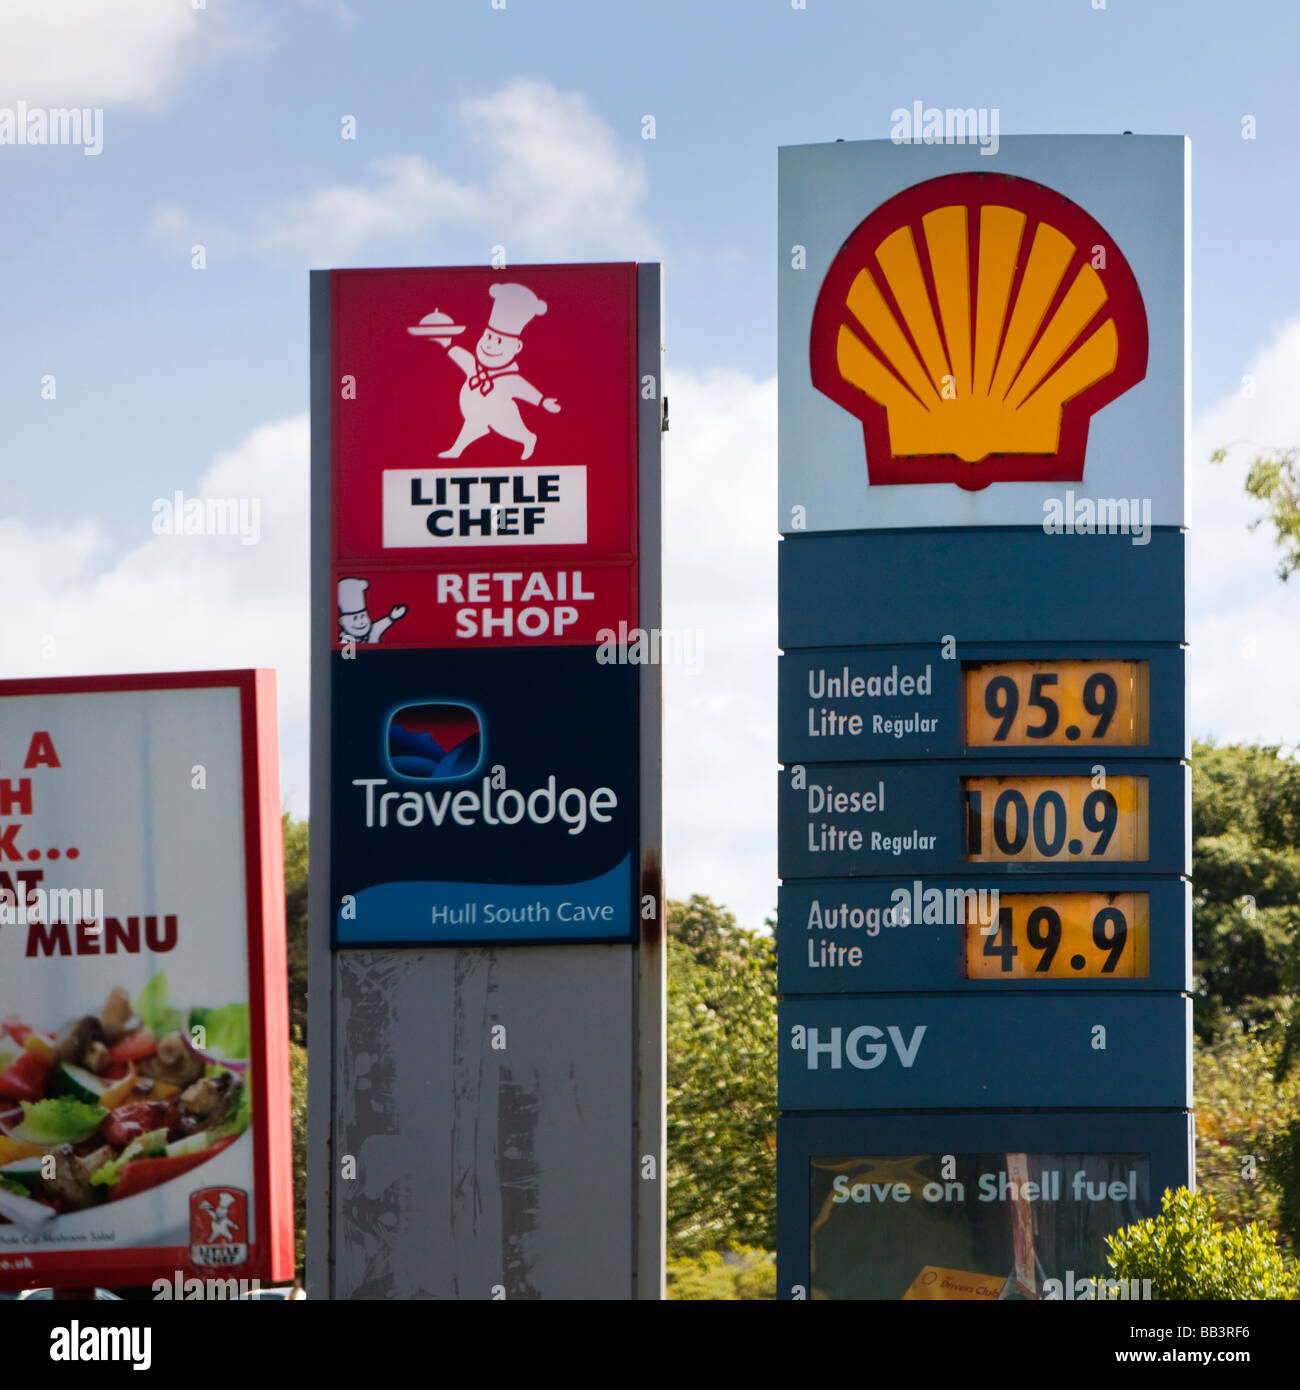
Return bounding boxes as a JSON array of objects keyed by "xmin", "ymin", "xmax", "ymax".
[{"xmin": 2, "ymin": 0, "xmax": 1298, "ymax": 924}]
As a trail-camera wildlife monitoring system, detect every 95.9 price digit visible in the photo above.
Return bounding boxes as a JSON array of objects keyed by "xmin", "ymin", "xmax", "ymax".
[
  {"xmin": 964, "ymin": 661, "xmax": 1149, "ymax": 748},
  {"xmin": 964, "ymin": 892, "xmax": 1150, "ymax": 980},
  {"xmin": 964, "ymin": 775, "xmax": 1149, "ymax": 863}
]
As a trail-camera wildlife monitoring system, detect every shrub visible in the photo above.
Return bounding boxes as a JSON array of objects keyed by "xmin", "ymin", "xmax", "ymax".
[{"xmin": 1105, "ymin": 1187, "xmax": 1298, "ymax": 1300}]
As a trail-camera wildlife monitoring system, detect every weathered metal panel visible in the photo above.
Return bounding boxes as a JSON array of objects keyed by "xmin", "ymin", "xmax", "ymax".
[{"xmin": 332, "ymin": 945, "xmax": 634, "ymax": 1299}]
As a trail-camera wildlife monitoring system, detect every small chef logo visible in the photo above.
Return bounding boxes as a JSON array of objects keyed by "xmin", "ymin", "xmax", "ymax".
[
  {"xmin": 190, "ymin": 1186, "xmax": 249, "ymax": 1268},
  {"xmin": 409, "ymin": 282, "xmax": 562, "ymax": 461},
  {"xmin": 339, "ymin": 576, "xmax": 408, "ymax": 644},
  {"xmin": 810, "ymin": 171, "xmax": 1149, "ymax": 490}
]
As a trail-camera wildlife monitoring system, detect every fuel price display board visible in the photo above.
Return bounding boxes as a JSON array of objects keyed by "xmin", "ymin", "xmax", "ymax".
[{"xmin": 775, "ymin": 136, "xmax": 1191, "ymax": 1301}]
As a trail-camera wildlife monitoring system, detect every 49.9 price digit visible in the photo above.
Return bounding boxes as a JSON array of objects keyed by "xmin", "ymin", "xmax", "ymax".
[{"xmin": 965, "ymin": 893, "xmax": 1149, "ymax": 980}]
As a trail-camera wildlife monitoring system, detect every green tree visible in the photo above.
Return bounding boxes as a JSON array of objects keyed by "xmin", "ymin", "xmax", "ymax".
[
  {"xmin": 289, "ymin": 1040, "xmax": 307, "ymax": 1270},
  {"xmin": 1212, "ymin": 445, "xmax": 1300, "ymax": 580},
  {"xmin": 1192, "ymin": 742, "xmax": 1300, "ymax": 1042},
  {"xmin": 667, "ymin": 895, "xmax": 777, "ymax": 1259},
  {"xmin": 282, "ymin": 813, "xmax": 308, "ymax": 1043},
  {"xmin": 1194, "ymin": 1030, "xmax": 1300, "ymax": 1235},
  {"xmin": 1105, "ymin": 1187, "xmax": 1299, "ymax": 1300}
]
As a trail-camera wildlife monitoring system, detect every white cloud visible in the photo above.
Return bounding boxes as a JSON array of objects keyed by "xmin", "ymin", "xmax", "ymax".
[
  {"xmin": 458, "ymin": 80, "xmax": 659, "ymax": 260},
  {"xmin": 661, "ymin": 369, "xmax": 778, "ymax": 928},
  {"xmin": 258, "ymin": 155, "xmax": 482, "ymax": 263},
  {"xmin": 0, "ymin": 417, "xmax": 311, "ymax": 809},
  {"xmin": 157, "ymin": 79, "xmax": 661, "ymax": 265},
  {"xmin": 0, "ymin": 0, "xmax": 215, "ymax": 108},
  {"xmin": 1188, "ymin": 319, "xmax": 1300, "ymax": 749}
]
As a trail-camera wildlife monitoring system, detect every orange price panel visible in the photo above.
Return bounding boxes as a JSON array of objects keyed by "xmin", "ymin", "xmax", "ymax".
[
  {"xmin": 963, "ymin": 892, "xmax": 1150, "ymax": 980},
  {"xmin": 963, "ymin": 775, "xmax": 1148, "ymax": 863},
  {"xmin": 964, "ymin": 661, "xmax": 1149, "ymax": 748}
]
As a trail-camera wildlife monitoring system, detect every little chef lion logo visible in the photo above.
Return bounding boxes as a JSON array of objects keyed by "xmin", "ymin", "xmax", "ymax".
[
  {"xmin": 408, "ymin": 282, "xmax": 561, "ymax": 461},
  {"xmin": 810, "ymin": 172, "xmax": 1148, "ymax": 491}
]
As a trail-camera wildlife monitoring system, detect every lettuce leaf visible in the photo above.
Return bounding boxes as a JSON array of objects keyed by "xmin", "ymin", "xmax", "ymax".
[
  {"xmin": 133, "ymin": 972, "xmax": 183, "ymax": 1040},
  {"xmin": 189, "ymin": 1003, "xmax": 249, "ymax": 1061},
  {"xmin": 90, "ymin": 1127, "xmax": 169, "ymax": 1188},
  {"xmin": 13, "ymin": 1097, "xmax": 106, "ymax": 1145}
]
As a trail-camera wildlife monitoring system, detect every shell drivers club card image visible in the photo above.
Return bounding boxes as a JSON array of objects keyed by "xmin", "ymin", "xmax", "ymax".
[
  {"xmin": 330, "ymin": 646, "xmax": 638, "ymax": 947},
  {"xmin": 330, "ymin": 264, "xmax": 640, "ymax": 566}
]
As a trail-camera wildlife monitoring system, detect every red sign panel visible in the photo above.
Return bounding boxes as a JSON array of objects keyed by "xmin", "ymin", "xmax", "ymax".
[
  {"xmin": 332, "ymin": 264, "xmax": 639, "ymax": 567},
  {"xmin": 329, "ymin": 562, "xmax": 634, "ymax": 649}
]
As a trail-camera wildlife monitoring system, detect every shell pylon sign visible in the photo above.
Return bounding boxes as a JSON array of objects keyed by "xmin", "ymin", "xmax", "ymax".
[{"xmin": 810, "ymin": 172, "xmax": 1149, "ymax": 491}]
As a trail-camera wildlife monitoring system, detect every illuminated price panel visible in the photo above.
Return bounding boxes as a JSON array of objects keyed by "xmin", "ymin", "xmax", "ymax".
[
  {"xmin": 963, "ymin": 776, "xmax": 1148, "ymax": 863},
  {"xmin": 777, "ymin": 647, "xmax": 1183, "ymax": 763},
  {"xmin": 778, "ymin": 761, "xmax": 1186, "ymax": 879},
  {"xmin": 964, "ymin": 893, "xmax": 1149, "ymax": 980},
  {"xmin": 777, "ymin": 878, "xmax": 1187, "ymax": 994},
  {"xmin": 964, "ymin": 661, "xmax": 1148, "ymax": 748}
]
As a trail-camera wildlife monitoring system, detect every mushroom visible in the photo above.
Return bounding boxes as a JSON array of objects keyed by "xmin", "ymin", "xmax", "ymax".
[
  {"xmin": 139, "ymin": 1031, "xmax": 204, "ymax": 1087},
  {"xmin": 54, "ymin": 1015, "xmax": 104, "ymax": 1066},
  {"xmin": 35, "ymin": 1144, "xmax": 96, "ymax": 1210},
  {"xmin": 83, "ymin": 1040, "xmax": 111, "ymax": 1075},
  {"xmin": 178, "ymin": 1071, "xmax": 240, "ymax": 1132},
  {"xmin": 98, "ymin": 988, "xmax": 133, "ymax": 1044}
]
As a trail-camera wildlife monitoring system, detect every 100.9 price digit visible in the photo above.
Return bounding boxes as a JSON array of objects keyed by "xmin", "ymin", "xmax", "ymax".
[{"xmin": 967, "ymin": 787, "xmax": 1118, "ymax": 856}]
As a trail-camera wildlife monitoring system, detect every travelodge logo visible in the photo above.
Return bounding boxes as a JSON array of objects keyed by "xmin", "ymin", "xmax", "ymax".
[{"xmin": 810, "ymin": 172, "xmax": 1149, "ymax": 491}]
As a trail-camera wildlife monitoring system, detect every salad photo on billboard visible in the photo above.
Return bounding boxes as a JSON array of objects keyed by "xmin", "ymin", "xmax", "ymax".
[{"xmin": 0, "ymin": 973, "xmax": 251, "ymax": 1228}]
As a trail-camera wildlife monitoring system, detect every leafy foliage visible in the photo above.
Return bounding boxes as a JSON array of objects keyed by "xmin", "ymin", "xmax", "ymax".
[
  {"xmin": 1191, "ymin": 742, "xmax": 1300, "ymax": 1042},
  {"xmin": 666, "ymin": 1247, "xmax": 775, "ymax": 1300},
  {"xmin": 1105, "ymin": 1187, "xmax": 1298, "ymax": 1300},
  {"xmin": 666, "ymin": 895, "xmax": 777, "ymax": 1259},
  {"xmin": 282, "ymin": 813, "xmax": 309, "ymax": 1044},
  {"xmin": 1263, "ymin": 1118, "xmax": 1300, "ymax": 1256},
  {"xmin": 1211, "ymin": 445, "xmax": 1300, "ymax": 581},
  {"xmin": 1194, "ymin": 1030, "xmax": 1300, "ymax": 1238},
  {"xmin": 289, "ymin": 1040, "xmax": 307, "ymax": 1271}
]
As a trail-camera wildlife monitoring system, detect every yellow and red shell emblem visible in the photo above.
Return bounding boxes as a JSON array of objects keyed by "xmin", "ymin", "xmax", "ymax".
[{"xmin": 810, "ymin": 172, "xmax": 1148, "ymax": 491}]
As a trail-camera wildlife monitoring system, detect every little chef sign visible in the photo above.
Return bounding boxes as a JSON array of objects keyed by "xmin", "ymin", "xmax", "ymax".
[
  {"xmin": 328, "ymin": 263, "xmax": 641, "ymax": 652},
  {"xmin": 330, "ymin": 264, "xmax": 640, "ymax": 565}
]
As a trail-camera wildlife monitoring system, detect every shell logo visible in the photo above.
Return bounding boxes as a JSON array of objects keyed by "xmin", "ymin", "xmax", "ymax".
[{"xmin": 810, "ymin": 172, "xmax": 1148, "ymax": 491}]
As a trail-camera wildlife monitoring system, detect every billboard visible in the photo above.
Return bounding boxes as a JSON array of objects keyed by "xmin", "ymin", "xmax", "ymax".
[
  {"xmin": 309, "ymin": 263, "xmax": 665, "ymax": 1298},
  {"xmin": 775, "ymin": 137, "xmax": 1191, "ymax": 1299},
  {"xmin": 0, "ymin": 671, "xmax": 292, "ymax": 1291}
]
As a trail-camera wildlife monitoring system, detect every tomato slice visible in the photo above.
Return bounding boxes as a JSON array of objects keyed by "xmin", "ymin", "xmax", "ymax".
[
  {"xmin": 1, "ymin": 1016, "xmax": 32, "ymax": 1046},
  {"xmin": 0, "ymin": 1048, "xmax": 53, "ymax": 1102},
  {"xmin": 108, "ymin": 1027, "xmax": 157, "ymax": 1063},
  {"xmin": 107, "ymin": 1137, "xmax": 238, "ymax": 1202}
]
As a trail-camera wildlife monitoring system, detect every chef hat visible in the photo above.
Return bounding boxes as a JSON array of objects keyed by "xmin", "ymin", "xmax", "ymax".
[
  {"xmin": 487, "ymin": 282, "xmax": 547, "ymax": 338},
  {"xmin": 338, "ymin": 576, "xmax": 369, "ymax": 614}
]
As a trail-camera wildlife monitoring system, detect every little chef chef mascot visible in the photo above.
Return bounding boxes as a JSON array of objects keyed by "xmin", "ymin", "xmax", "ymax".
[
  {"xmin": 414, "ymin": 283, "xmax": 560, "ymax": 461},
  {"xmin": 338, "ymin": 577, "xmax": 407, "ymax": 645}
]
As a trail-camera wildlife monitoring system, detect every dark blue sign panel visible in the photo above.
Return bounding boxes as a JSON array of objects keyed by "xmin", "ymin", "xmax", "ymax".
[
  {"xmin": 780, "ymin": 529, "xmax": 1185, "ymax": 650},
  {"xmin": 778, "ymin": 995, "xmax": 1190, "ymax": 1110},
  {"xmin": 778, "ymin": 758, "xmax": 1188, "ymax": 879},
  {"xmin": 330, "ymin": 646, "xmax": 637, "ymax": 945},
  {"xmin": 779, "ymin": 876, "xmax": 1190, "ymax": 994},
  {"xmin": 779, "ymin": 645, "xmax": 1185, "ymax": 763},
  {"xmin": 777, "ymin": 1111, "xmax": 1194, "ymax": 1301}
]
